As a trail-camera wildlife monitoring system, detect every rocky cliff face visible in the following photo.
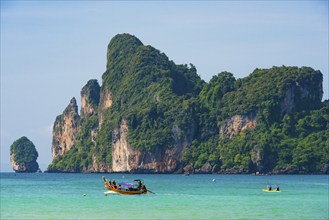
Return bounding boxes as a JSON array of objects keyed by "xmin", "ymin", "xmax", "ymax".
[
  {"xmin": 80, "ymin": 80, "xmax": 100, "ymax": 118},
  {"xmin": 280, "ymin": 87, "xmax": 295, "ymax": 116},
  {"xmin": 52, "ymin": 98, "xmax": 80, "ymax": 160},
  {"xmin": 111, "ymin": 119, "xmax": 192, "ymax": 173},
  {"xmin": 280, "ymin": 75, "xmax": 323, "ymax": 116},
  {"xmin": 89, "ymin": 154, "xmax": 112, "ymax": 172},
  {"xmin": 112, "ymin": 119, "xmax": 137, "ymax": 172},
  {"xmin": 98, "ymin": 84, "xmax": 112, "ymax": 128},
  {"xmin": 10, "ymin": 154, "xmax": 39, "ymax": 173},
  {"xmin": 220, "ymin": 112, "xmax": 257, "ymax": 139}
]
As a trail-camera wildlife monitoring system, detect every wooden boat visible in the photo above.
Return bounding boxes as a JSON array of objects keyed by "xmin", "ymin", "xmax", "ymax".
[{"xmin": 102, "ymin": 176, "xmax": 148, "ymax": 195}]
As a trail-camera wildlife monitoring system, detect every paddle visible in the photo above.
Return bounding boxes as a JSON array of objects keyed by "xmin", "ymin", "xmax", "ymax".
[{"xmin": 147, "ymin": 189, "xmax": 156, "ymax": 194}]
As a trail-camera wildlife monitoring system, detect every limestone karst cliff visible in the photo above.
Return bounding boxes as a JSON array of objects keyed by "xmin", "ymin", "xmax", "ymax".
[
  {"xmin": 98, "ymin": 84, "xmax": 112, "ymax": 128},
  {"xmin": 10, "ymin": 136, "xmax": 39, "ymax": 173},
  {"xmin": 52, "ymin": 97, "xmax": 80, "ymax": 160},
  {"xmin": 111, "ymin": 119, "xmax": 137, "ymax": 172},
  {"xmin": 220, "ymin": 112, "xmax": 257, "ymax": 140},
  {"xmin": 111, "ymin": 119, "xmax": 195, "ymax": 173},
  {"xmin": 47, "ymin": 33, "xmax": 328, "ymax": 174},
  {"xmin": 81, "ymin": 79, "xmax": 100, "ymax": 118}
]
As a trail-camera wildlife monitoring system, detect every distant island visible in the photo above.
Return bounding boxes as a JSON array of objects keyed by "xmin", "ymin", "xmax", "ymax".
[
  {"xmin": 10, "ymin": 136, "xmax": 40, "ymax": 173},
  {"xmin": 46, "ymin": 33, "xmax": 328, "ymax": 174}
]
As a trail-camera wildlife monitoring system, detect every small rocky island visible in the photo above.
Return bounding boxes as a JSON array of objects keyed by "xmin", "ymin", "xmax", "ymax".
[{"xmin": 10, "ymin": 136, "xmax": 40, "ymax": 173}]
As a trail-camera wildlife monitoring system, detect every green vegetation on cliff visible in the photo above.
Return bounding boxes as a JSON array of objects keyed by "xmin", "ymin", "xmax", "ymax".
[
  {"xmin": 47, "ymin": 33, "xmax": 328, "ymax": 174},
  {"xmin": 184, "ymin": 66, "xmax": 327, "ymax": 174},
  {"xmin": 100, "ymin": 33, "xmax": 204, "ymax": 152},
  {"xmin": 215, "ymin": 101, "xmax": 329, "ymax": 174},
  {"xmin": 200, "ymin": 67, "xmax": 323, "ymax": 122},
  {"xmin": 81, "ymin": 79, "xmax": 100, "ymax": 111},
  {"xmin": 48, "ymin": 34, "xmax": 204, "ymax": 172},
  {"xmin": 10, "ymin": 136, "xmax": 39, "ymax": 172}
]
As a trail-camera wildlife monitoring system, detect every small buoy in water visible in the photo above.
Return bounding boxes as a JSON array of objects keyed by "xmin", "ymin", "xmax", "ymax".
[
  {"xmin": 83, "ymin": 194, "xmax": 86, "ymax": 196},
  {"xmin": 212, "ymin": 179, "xmax": 216, "ymax": 182}
]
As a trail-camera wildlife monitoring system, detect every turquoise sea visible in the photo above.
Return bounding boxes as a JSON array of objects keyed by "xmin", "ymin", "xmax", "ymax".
[{"xmin": 1, "ymin": 173, "xmax": 328, "ymax": 219}]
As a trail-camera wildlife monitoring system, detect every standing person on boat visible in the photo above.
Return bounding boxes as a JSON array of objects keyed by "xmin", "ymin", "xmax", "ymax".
[{"xmin": 137, "ymin": 181, "xmax": 142, "ymax": 190}]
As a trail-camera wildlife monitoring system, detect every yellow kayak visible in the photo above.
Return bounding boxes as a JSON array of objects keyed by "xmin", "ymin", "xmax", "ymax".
[{"xmin": 262, "ymin": 189, "xmax": 281, "ymax": 193}]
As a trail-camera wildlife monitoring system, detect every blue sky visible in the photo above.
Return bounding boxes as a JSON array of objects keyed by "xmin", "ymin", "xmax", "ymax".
[{"xmin": 1, "ymin": 1, "xmax": 328, "ymax": 172}]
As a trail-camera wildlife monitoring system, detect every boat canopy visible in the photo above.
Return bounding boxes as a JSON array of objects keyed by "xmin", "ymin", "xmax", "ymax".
[{"xmin": 118, "ymin": 182, "xmax": 135, "ymax": 187}]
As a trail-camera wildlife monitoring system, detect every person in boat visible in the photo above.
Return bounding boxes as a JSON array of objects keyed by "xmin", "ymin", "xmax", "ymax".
[
  {"xmin": 275, "ymin": 185, "xmax": 280, "ymax": 191},
  {"xmin": 267, "ymin": 185, "xmax": 272, "ymax": 191},
  {"xmin": 137, "ymin": 181, "xmax": 142, "ymax": 191},
  {"xmin": 112, "ymin": 180, "xmax": 117, "ymax": 189}
]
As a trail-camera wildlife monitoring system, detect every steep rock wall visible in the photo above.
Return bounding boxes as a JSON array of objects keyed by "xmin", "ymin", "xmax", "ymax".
[
  {"xmin": 112, "ymin": 119, "xmax": 193, "ymax": 173},
  {"xmin": 80, "ymin": 154, "xmax": 111, "ymax": 173},
  {"xmin": 280, "ymin": 76, "xmax": 323, "ymax": 116},
  {"xmin": 112, "ymin": 119, "xmax": 136, "ymax": 172},
  {"xmin": 280, "ymin": 86, "xmax": 295, "ymax": 116},
  {"xmin": 81, "ymin": 97, "xmax": 94, "ymax": 118},
  {"xmin": 52, "ymin": 98, "xmax": 80, "ymax": 160},
  {"xmin": 80, "ymin": 79, "xmax": 100, "ymax": 118},
  {"xmin": 99, "ymin": 84, "xmax": 113, "ymax": 128},
  {"xmin": 220, "ymin": 112, "xmax": 256, "ymax": 139},
  {"xmin": 10, "ymin": 154, "xmax": 39, "ymax": 173}
]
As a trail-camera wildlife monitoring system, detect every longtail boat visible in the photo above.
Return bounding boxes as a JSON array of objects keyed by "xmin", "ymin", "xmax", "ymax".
[{"xmin": 102, "ymin": 176, "xmax": 148, "ymax": 195}]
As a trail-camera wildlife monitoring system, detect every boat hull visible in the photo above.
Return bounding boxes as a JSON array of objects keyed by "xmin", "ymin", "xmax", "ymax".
[
  {"xmin": 262, "ymin": 189, "xmax": 281, "ymax": 193},
  {"xmin": 105, "ymin": 183, "xmax": 147, "ymax": 195}
]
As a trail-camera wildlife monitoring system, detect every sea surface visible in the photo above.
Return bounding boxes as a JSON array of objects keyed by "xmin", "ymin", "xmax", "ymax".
[{"xmin": 1, "ymin": 173, "xmax": 328, "ymax": 219}]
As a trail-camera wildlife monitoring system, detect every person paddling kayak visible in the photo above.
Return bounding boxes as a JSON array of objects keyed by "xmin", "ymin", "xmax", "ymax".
[{"xmin": 267, "ymin": 185, "xmax": 272, "ymax": 191}]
